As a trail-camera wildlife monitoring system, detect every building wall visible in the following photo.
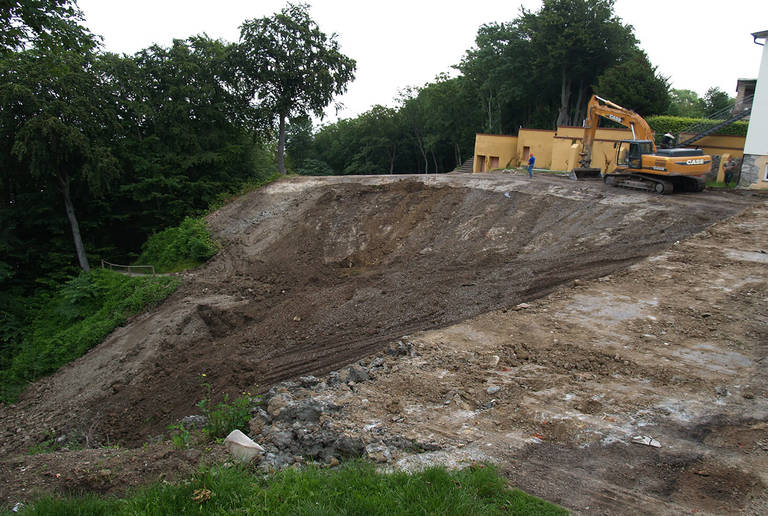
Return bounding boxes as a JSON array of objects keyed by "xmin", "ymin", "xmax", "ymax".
[
  {"xmin": 552, "ymin": 127, "xmax": 634, "ymax": 172},
  {"xmin": 473, "ymin": 134, "xmax": 518, "ymax": 172},
  {"xmin": 679, "ymin": 133, "xmax": 746, "ymax": 159},
  {"xmin": 516, "ymin": 129, "xmax": 555, "ymax": 169},
  {"xmin": 741, "ymin": 32, "xmax": 768, "ymax": 189},
  {"xmin": 744, "ymin": 38, "xmax": 768, "ymax": 156}
]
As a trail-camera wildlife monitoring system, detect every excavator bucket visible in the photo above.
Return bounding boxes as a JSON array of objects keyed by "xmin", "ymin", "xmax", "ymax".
[{"xmin": 569, "ymin": 167, "xmax": 602, "ymax": 181}]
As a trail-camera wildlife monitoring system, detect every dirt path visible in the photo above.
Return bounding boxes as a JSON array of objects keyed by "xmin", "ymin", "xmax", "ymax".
[{"xmin": 1, "ymin": 174, "xmax": 765, "ymax": 512}]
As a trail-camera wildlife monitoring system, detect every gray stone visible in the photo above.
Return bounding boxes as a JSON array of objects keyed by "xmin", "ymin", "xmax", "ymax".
[
  {"xmin": 341, "ymin": 365, "xmax": 370, "ymax": 384},
  {"xmin": 365, "ymin": 442, "xmax": 392, "ymax": 463},
  {"xmin": 739, "ymin": 154, "xmax": 760, "ymax": 187},
  {"xmin": 385, "ymin": 340, "xmax": 410, "ymax": 356},
  {"xmin": 486, "ymin": 386, "xmax": 501, "ymax": 395},
  {"xmin": 269, "ymin": 430, "xmax": 296, "ymax": 451},
  {"xmin": 179, "ymin": 414, "xmax": 208, "ymax": 430},
  {"xmin": 715, "ymin": 385, "xmax": 729, "ymax": 397},
  {"xmin": 273, "ymin": 399, "xmax": 340, "ymax": 423},
  {"xmin": 299, "ymin": 375, "xmax": 320, "ymax": 388},
  {"xmin": 369, "ymin": 357, "xmax": 385, "ymax": 368},
  {"xmin": 248, "ymin": 408, "xmax": 270, "ymax": 436}
]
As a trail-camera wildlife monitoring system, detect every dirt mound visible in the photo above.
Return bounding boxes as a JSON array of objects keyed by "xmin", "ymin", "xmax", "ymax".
[{"xmin": 0, "ymin": 175, "xmax": 755, "ymax": 450}]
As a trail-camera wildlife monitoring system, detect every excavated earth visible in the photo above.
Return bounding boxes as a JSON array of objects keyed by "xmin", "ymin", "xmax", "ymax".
[{"xmin": 1, "ymin": 173, "xmax": 766, "ymax": 513}]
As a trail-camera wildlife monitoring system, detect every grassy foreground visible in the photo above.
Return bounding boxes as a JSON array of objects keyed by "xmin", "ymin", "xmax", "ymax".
[{"xmin": 10, "ymin": 462, "xmax": 567, "ymax": 515}]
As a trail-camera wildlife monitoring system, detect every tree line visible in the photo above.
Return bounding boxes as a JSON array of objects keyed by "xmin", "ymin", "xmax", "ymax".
[
  {"xmin": 0, "ymin": 0, "xmax": 737, "ymax": 334},
  {"xmin": 295, "ymin": 0, "xmax": 736, "ymax": 177}
]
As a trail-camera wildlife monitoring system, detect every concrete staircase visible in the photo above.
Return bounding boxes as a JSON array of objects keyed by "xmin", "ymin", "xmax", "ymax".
[{"xmin": 452, "ymin": 158, "xmax": 474, "ymax": 173}]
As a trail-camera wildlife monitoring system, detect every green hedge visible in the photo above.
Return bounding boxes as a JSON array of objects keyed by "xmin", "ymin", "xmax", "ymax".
[{"xmin": 647, "ymin": 115, "xmax": 748, "ymax": 137}]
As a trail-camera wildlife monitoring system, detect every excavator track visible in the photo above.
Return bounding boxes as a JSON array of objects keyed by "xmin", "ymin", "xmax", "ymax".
[{"xmin": 604, "ymin": 173, "xmax": 674, "ymax": 194}]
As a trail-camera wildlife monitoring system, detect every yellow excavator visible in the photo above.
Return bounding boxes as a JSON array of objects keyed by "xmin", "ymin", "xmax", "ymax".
[{"xmin": 571, "ymin": 95, "xmax": 710, "ymax": 194}]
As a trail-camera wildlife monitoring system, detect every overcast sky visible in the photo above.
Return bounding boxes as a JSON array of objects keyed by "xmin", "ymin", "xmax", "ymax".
[{"xmin": 77, "ymin": 0, "xmax": 767, "ymax": 121}]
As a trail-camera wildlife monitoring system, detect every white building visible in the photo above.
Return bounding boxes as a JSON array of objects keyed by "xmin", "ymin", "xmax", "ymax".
[{"xmin": 741, "ymin": 30, "xmax": 768, "ymax": 188}]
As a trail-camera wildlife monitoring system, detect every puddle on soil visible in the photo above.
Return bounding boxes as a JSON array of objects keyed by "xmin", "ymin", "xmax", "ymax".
[
  {"xmin": 567, "ymin": 294, "xmax": 658, "ymax": 323},
  {"xmin": 725, "ymin": 249, "xmax": 768, "ymax": 264},
  {"xmin": 667, "ymin": 342, "xmax": 752, "ymax": 374}
]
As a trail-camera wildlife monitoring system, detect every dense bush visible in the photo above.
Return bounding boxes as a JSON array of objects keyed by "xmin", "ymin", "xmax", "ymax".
[
  {"xmin": 0, "ymin": 270, "xmax": 178, "ymax": 402},
  {"xmin": 135, "ymin": 217, "xmax": 218, "ymax": 273},
  {"xmin": 647, "ymin": 115, "xmax": 748, "ymax": 137}
]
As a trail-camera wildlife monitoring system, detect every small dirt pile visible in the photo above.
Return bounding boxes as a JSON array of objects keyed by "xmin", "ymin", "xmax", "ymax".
[{"xmin": 0, "ymin": 176, "xmax": 753, "ymax": 450}]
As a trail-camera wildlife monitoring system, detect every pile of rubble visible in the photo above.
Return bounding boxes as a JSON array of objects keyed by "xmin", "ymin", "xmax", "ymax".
[{"xmin": 192, "ymin": 340, "xmax": 441, "ymax": 470}]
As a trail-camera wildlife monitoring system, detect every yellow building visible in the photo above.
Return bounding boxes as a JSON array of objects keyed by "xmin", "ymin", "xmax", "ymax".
[
  {"xmin": 473, "ymin": 126, "xmax": 634, "ymax": 173},
  {"xmin": 473, "ymin": 126, "xmax": 747, "ymax": 179}
]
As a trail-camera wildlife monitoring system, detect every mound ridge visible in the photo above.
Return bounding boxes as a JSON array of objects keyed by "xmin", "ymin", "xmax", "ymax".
[{"xmin": 0, "ymin": 176, "xmax": 750, "ymax": 447}]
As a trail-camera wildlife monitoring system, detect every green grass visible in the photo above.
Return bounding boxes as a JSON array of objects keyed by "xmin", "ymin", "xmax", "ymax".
[
  {"xmin": 0, "ymin": 269, "xmax": 179, "ymax": 403},
  {"xmin": 9, "ymin": 462, "xmax": 568, "ymax": 515}
]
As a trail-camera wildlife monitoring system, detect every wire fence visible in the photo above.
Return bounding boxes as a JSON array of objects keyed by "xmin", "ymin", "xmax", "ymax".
[{"xmin": 101, "ymin": 260, "xmax": 155, "ymax": 276}]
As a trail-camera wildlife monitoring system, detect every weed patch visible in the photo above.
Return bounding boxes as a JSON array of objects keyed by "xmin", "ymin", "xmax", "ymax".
[
  {"xmin": 197, "ymin": 391, "xmax": 253, "ymax": 440},
  {"xmin": 135, "ymin": 217, "xmax": 218, "ymax": 273},
  {"xmin": 0, "ymin": 270, "xmax": 178, "ymax": 402}
]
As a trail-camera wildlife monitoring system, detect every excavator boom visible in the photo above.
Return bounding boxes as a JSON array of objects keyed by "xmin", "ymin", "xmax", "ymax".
[{"xmin": 572, "ymin": 95, "xmax": 655, "ymax": 180}]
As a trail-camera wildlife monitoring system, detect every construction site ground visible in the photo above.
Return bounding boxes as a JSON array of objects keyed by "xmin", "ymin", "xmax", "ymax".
[{"xmin": 1, "ymin": 173, "xmax": 767, "ymax": 514}]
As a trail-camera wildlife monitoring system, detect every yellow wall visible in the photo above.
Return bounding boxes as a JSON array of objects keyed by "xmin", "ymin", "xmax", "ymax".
[
  {"xmin": 473, "ymin": 128, "xmax": 746, "ymax": 175},
  {"xmin": 678, "ymin": 133, "xmax": 746, "ymax": 159},
  {"xmin": 516, "ymin": 129, "xmax": 555, "ymax": 169},
  {"xmin": 473, "ymin": 134, "xmax": 518, "ymax": 172},
  {"xmin": 551, "ymin": 127, "xmax": 633, "ymax": 172}
]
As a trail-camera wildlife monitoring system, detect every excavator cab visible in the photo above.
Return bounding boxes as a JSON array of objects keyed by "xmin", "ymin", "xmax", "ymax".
[{"xmin": 616, "ymin": 140, "xmax": 653, "ymax": 170}]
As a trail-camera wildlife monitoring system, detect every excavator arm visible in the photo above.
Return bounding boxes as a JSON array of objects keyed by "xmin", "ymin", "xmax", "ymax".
[{"xmin": 578, "ymin": 95, "xmax": 655, "ymax": 169}]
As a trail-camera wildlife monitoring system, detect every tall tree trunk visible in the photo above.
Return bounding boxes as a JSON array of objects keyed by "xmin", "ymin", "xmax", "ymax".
[
  {"xmin": 413, "ymin": 127, "xmax": 428, "ymax": 174},
  {"xmin": 431, "ymin": 149, "xmax": 438, "ymax": 174},
  {"xmin": 277, "ymin": 113, "xmax": 287, "ymax": 175},
  {"xmin": 572, "ymin": 79, "xmax": 585, "ymax": 126},
  {"xmin": 487, "ymin": 94, "xmax": 493, "ymax": 133},
  {"xmin": 389, "ymin": 143, "xmax": 397, "ymax": 174},
  {"xmin": 556, "ymin": 67, "xmax": 572, "ymax": 127},
  {"xmin": 59, "ymin": 173, "xmax": 90, "ymax": 273},
  {"xmin": 455, "ymin": 143, "xmax": 461, "ymax": 169}
]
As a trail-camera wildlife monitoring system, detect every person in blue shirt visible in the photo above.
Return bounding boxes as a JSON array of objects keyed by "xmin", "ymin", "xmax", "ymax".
[{"xmin": 527, "ymin": 154, "xmax": 535, "ymax": 177}]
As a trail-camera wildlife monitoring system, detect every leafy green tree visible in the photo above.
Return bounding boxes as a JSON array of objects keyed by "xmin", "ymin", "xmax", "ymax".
[
  {"xmin": 235, "ymin": 3, "xmax": 356, "ymax": 175},
  {"xmin": 1, "ymin": 44, "xmax": 117, "ymax": 273},
  {"xmin": 285, "ymin": 115, "xmax": 314, "ymax": 171},
  {"xmin": 667, "ymin": 89, "xmax": 705, "ymax": 118},
  {"xmin": 0, "ymin": 0, "xmax": 92, "ymax": 54},
  {"xmin": 702, "ymin": 87, "xmax": 735, "ymax": 118},
  {"xmin": 594, "ymin": 51, "xmax": 670, "ymax": 116},
  {"xmin": 517, "ymin": 0, "xmax": 637, "ymax": 127},
  {"xmin": 457, "ymin": 22, "xmax": 531, "ymax": 134},
  {"xmin": 102, "ymin": 37, "xmax": 268, "ymax": 251}
]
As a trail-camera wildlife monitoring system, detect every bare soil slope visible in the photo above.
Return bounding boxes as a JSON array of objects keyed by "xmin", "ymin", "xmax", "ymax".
[{"xmin": 0, "ymin": 175, "xmax": 759, "ymax": 454}]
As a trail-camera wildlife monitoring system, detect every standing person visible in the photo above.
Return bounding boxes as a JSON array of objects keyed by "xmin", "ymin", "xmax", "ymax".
[{"xmin": 527, "ymin": 153, "xmax": 535, "ymax": 178}]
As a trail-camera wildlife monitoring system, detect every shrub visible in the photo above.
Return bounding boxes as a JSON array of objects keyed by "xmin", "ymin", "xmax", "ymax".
[
  {"xmin": 0, "ymin": 270, "xmax": 178, "ymax": 402},
  {"xmin": 135, "ymin": 217, "xmax": 218, "ymax": 273}
]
